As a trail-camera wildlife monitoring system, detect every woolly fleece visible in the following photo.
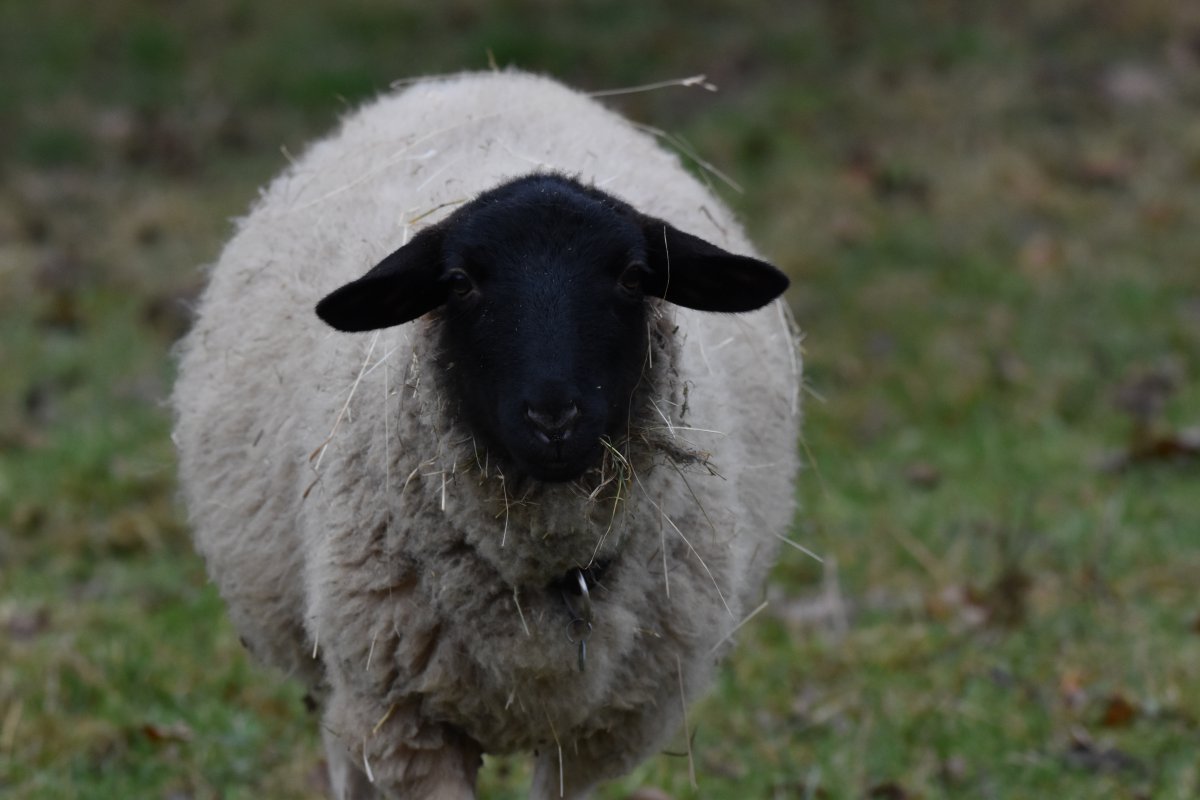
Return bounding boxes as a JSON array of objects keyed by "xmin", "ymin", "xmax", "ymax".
[{"xmin": 173, "ymin": 70, "xmax": 801, "ymax": 799}]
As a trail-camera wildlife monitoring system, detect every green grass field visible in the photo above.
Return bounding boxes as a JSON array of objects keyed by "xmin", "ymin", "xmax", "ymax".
[{"xmin": 2, "ymin": 1, "xmax": 1198, "ymax": 797}]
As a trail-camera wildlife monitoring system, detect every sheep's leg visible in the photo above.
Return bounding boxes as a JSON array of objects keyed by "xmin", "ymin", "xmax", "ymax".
[
  {"xmin": 323, "ymin": 712, "xmax": 482, "ymax": 798},
  {"xmin": 387, "ymin": 748, "xmax": 481, "ymax": 800},
  {"xmin": 323, "ymin": 691, "xmax": 482, "ymax": 799},
  {"xmin": 323, "ymin": 731, "xmax": 480, "ymax": 800},
  {"xmin": 529, "ymin": 749, "xmax": 603, "ymax": 800},
  {"xmin": 324, "ymin": 726, "xmax": 382, "ymax": 800},
  {"xmin": 528, "ymin": 695, "xmax": 687, "ymax": 800}
]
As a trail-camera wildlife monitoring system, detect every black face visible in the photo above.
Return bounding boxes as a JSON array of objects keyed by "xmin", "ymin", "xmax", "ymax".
[
  {"xmin": 315, "ymin": 173, "xmax": 789, "ymax": 483},
  {"xmin": 437, "ymin": 188, "xmax": 651, "ymax": 480}
]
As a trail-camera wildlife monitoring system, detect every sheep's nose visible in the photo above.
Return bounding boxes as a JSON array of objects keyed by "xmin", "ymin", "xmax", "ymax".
[{"xmin": 526, "ymin": 402, "xmax": 580, "ymax": 443}]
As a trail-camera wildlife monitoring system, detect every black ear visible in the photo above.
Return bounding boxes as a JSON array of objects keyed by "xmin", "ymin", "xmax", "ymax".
[
  {"xmin": 315, "ymin": 227, "xmax": 446, "ymax": 332},
  {"xmin": 641, "ymin": 219, "xmax": 789, "ymax": 312}
]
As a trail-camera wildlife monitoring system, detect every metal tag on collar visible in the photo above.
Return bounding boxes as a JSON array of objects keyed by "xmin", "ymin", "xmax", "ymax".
[
  {"xmin": 563, "ymin": 567, "xmax": 594, "ymax": 672},
  {"xmin": 572, "ymin": 568, "xmax": 593, "ymax": 625}
]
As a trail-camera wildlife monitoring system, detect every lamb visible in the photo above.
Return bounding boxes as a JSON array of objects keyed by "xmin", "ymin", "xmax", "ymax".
[{"xmin": 172, "ymin": 70, "xmax": 801, "ymax": 799}]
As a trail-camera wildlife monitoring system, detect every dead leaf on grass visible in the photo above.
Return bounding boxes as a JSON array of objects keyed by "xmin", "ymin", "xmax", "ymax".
[
  {"xmin": 982, "ymin": 565, "xmax": 1032, "ymax": 628},
  {"xmin": 141, "ymin": 721, "xmax": 193, "ymax": 744},
  {"xmin": 868, "ymin": 780, "xmax": 913, "ymax": 799},
  {"xmin": 1104, "ymin": 427, "xmax": 1200, "ymax": 471},
  {"xmin": 1104, "ymin": 365, "xmax": 1200, "ymax": 470},
  {"xmin": 903, "ymin": 461, "xmax": 941, "ymax": 490},
  {"xmin": 1100, "ymin": 693, "xmax": 1139, "ymax": 728}
]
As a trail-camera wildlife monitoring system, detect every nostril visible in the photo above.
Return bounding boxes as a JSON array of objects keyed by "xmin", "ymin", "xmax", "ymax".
[{"xmin": 526, "ymin": 402, "xmax": 580, "ymax": 440}]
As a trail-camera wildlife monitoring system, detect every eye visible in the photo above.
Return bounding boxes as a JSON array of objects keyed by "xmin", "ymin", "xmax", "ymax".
[
  {"xmin": 617, "ymin": 262, "xmax": 646, "ymax": 296},
  {"xmin": 446, "ymin": 269, "xmax": 475, "ymax": 298}
]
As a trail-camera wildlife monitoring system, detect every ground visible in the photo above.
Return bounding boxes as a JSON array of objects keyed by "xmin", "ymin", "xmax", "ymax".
[{"xmin": 1, "ymin": 1, "xmax": 1199, "ymax": 798}]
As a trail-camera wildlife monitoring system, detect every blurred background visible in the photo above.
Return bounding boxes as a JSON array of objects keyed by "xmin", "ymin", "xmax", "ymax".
[{"xmin": 2, "ymin": 1, "xmax": 1198, "ymax": 797}]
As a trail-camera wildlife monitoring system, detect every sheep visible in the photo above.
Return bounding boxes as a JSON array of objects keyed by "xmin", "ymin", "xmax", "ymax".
[{"xmin": 172, "ymin": 70, "xmax": 801, "ymax": 800}]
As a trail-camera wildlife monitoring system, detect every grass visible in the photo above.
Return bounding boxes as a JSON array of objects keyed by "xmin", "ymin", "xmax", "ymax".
[{"xmin": 3, "ymin": 1, "xmax": 1199, "ymax": 797}]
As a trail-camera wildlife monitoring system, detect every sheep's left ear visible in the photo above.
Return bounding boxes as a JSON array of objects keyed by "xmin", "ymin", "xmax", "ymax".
[
  {"xmin": 316, "ymin": 226, "xmax": 446, "ymax": 332},
  {"xmin": 641, "ymin": 219, "xmax": 789, "ymax": 312}
]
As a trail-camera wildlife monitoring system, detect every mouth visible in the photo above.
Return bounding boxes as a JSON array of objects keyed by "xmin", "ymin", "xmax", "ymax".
[
  {"xmin": 527, "ymin": 463, "xmax": 580, "ymax": 482},
  {"xmin": 510, "ymin": 439, "xmax": 603, "ymax": 483},
  {"xmin": 518, "ymin": 455, "xmax": 593, "ymax": 483}
]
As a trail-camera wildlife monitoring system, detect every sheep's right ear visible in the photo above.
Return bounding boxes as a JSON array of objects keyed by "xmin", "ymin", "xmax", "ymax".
[
  {"xmin": 640, "ymin": 219, "xmax": 789, "ymax": 313},
  {"xmin": 316, "ymin": 227, "xmax": 446, "ymax": 332}
]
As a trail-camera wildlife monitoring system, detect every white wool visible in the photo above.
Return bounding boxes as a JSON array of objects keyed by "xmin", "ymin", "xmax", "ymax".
[{"xmin": 173, "ymin": 70, "xmax": 801, "ymax": 799}]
